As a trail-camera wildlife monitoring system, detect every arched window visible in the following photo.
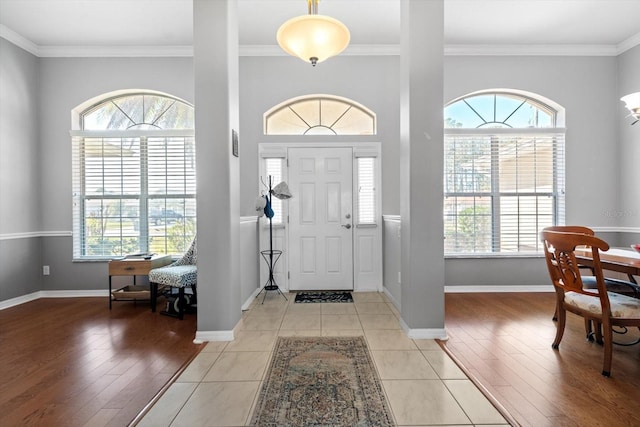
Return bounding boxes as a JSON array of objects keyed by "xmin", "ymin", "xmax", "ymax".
[
  {"xmin": 444, "ymin": 90, "xmax": 565, "ymax": 254},
  {"xmin": 72, "ymin": 91, "xmax": 196, "ymax": 259},
  {"xmin": 264, "ymin": 95, "xmax": 376, "ymax": 135}
]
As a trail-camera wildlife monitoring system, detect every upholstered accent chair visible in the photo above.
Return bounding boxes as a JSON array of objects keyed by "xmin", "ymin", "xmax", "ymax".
[
  {"xmin": 541, "ymin": 229, "xmax": 640, "ymax": 376},
  {"xmin": 149, "ymin": 237, "xmax": 197, "ymax": 320}
]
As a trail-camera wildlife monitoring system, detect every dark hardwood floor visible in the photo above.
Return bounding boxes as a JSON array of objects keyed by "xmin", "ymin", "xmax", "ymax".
[
  {"xmin": 443, "ymin": 292, "xmax": 640, "ymax": 427},
  {"xmin": 0, "ymin": 298, "xmax": 200, "ymax": 427}
]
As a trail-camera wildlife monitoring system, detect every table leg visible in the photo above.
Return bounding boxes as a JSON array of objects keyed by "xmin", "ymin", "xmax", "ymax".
[{"xmin": 109, "ymin": 276, "xmax": 112, "ymax": 310}]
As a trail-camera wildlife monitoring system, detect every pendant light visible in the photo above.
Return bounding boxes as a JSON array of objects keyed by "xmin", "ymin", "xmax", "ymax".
[
  {"xmin": 277, "ymin": 0, "xmax": 350, "ymax": 66},
  {"xmin": 621, "ymin": 92, "xmax": 640, "ymax": 125}
]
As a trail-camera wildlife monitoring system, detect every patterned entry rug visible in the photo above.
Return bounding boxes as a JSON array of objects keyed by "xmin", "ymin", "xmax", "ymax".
[
  {"xmin": 294, "ymin": 291, "xmax": 353, "ymax": 303},
  {"xmin": 250, "ymin": 336, "xmax": 395, "ymax": 426}
]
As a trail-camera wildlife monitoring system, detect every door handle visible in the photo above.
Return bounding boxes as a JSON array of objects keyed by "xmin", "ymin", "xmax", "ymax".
[{"xmin": 341, "ymin": 224, "xmax": 352, "ymax": 229}]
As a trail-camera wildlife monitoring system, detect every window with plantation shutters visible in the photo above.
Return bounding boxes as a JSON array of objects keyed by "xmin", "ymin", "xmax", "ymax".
[
  {"xmin": 72, "ymin": 93, "xmax": 196, "ymax": 259},
  {"xmin": 444, "ymin": 91, "xmax": 565, "ymax": 255}
]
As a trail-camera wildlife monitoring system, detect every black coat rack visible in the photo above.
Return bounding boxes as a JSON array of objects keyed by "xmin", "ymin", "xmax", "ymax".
[{"xmin": 259, "ymin": 175, "xmax": 288, "ymax": 303}]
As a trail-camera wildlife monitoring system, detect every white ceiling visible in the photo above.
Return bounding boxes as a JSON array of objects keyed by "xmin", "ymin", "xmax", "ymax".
[{"xmin": 1, "ymin": 0, "xmax": 639, "ymax": 56}]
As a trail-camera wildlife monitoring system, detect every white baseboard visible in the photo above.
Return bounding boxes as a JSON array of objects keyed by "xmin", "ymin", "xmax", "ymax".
[
  {"xmin": 0, "ymin": 292, "xmax": 41, "ymax": 310},
  {"xmin": 444, "ymin": 285, "xmax": 553, "ymax": 293},
  {"xmin": 194, "ymin": 330, "xmax": 235, "ymax": 343},
  {"xmin": 40, "ymin": 290, "xmax": 107, "ymax": 298},
  {"xmin": 382, "ymin": 287, "xmax": 400, "ymax": 310},
  {"xmin": 400, "ymin": 318, "xmax": 448, "ymax": 340},
  {"xmin": 0, "ymin": 289, "xmax": 107, "ymax": 310},
  {"xmin": 241, "ymin": 287, "xmax": 263, "ymax": 311}
]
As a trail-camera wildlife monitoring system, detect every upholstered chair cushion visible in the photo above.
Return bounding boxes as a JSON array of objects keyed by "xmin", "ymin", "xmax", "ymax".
[
  {"xmin": 564, "ymin": 291, "xmax": 640, "ymax": 318},
  {"xmin": 149, "ymin": 265, "xmax": 197, "ymax": 288}
]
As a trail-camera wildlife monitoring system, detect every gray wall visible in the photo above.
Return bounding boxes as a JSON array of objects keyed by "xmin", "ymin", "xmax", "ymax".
[
  {"xmin": 238, "ymin": 54, "xmax": 401, "ymax": 216},
  {"xmin": 35, "ymin": 57, "xmax": 194, "ymax": 292},
  {"xmin": 1, "ymin": 35, "xmax": 637, "ymax": 302},
  {"xmin": 443, "ymin": 54, "xmax": 630, "ymax": 288},
  {"xmin": 0, "ymin": 38, "xmax": 42, "ymax": 300},
  {"xmin": 617, "ymin": 45, "xmax": 640, "ymax": 231}
]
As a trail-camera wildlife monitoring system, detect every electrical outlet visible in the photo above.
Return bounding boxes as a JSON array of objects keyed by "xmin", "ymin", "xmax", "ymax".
[
  {"xmin": 397, "ymin": 271, "xmax": 401, "ymax": 284},
  {"xmin": 43, "ymin": 265, "xmax": 50, "ymax": 276}
]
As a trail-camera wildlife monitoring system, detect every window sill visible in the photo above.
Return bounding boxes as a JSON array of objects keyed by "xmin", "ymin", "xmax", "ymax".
[{"xmin": 445, "ymin": 253, "xmax": 544, "ymax": 260}]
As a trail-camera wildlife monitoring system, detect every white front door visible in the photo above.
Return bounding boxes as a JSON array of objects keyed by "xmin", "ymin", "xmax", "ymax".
[{"xmin": 288, "ymin": 147, "xmax": 353, "ymax": 291}]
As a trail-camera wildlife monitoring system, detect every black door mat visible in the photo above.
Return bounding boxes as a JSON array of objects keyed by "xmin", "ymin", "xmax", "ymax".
[{"xmin": 294, "ymin": 291, "xmax": 353, "ymax": 303}]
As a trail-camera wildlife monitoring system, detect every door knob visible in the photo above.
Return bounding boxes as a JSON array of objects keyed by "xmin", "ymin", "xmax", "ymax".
[{"xmin": 342, "ymin": 224, "xmax": 352, "ymax": 229}]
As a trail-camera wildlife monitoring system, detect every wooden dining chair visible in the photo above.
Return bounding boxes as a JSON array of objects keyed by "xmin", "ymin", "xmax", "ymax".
[
  {"xmin": 541, "ymin": 230, "xmax": 640, "ymax": 376},
  {"xmin": 542, "ymin": 225, "xmax": 638, "ymax": 340}
]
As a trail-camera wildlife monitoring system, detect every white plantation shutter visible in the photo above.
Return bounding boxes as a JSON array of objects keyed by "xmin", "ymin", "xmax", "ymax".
[
  {"xmin": 72, "ymin": 130, "xmax": 196, "ymax": 259},
  {"xmin": 444, "ymin": 131, "xmax": 565, "ymax": 254},
  {"xmin": 265, "ymin": 158, "xmax": 284, "ymax": 224},
  {"xmin": 357, "ymin": 157, "xmax": 376, "ymax": 224}
]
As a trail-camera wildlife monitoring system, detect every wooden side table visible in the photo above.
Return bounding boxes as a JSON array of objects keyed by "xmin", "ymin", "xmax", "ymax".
[{"xmin": 108, "ymin": 254, "xmax": 172, "ymax": 311}]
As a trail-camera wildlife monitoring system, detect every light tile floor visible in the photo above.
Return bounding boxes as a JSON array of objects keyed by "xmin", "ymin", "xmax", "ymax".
[{"xmin": 138, "ymin": 292, "xmax": 509, "ymax": 427}]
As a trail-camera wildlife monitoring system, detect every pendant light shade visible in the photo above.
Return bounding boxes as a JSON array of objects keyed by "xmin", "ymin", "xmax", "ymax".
[{"xmin": 277, "ymin": 1, "xmax": 350, "ymax": 66}]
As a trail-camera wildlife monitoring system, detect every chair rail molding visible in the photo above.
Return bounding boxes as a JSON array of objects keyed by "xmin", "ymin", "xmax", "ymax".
[{"xmin": 0, "ymin": 231, "xmax": 72, "ymax": 240}]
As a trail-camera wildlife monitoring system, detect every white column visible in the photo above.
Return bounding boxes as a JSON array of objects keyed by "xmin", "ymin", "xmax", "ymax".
[
  {"xmin": 399, "ymin": 0, "xmax": 446, "ymax": 338},
  {"xmin": 193, "ymin": 0, "xmax": 241, "ymax": 338}
]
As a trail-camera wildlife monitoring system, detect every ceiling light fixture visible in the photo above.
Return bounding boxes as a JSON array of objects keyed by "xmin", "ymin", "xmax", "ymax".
[
  {"xmin": 277, "ymin": 0, "xmax": 350, "ymax": 67},
  {"xmin": 621, "ymin": 92, "xmax": 640, "ymax": 125}
]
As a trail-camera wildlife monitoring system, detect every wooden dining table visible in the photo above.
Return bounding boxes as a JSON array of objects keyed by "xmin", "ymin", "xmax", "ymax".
[{"xmin": 575, "ymin": 247, "xmax": 640, "ymax": 284}]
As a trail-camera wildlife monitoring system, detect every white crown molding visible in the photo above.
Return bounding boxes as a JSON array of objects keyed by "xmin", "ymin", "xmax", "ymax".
[
  {"xmin": 37, "ymin": 45, "xmax": 193, "ymax": 58},
  {"xmin": 617, "ymin": 31, "xmax": 640, "ymax": 55},
  {"xmin": 4, "ymin": 27, "xmax": 635, "ymax": 58},
  {"xmin": 239, "ymin": 44, "xmax": 400, "ymax": 57},
  {"xmin": 445, "ymin": 44, "xmax": 619, "ymax": 56},
  {"xmin": 0, "ymin": 24, "xmax": 39, "ymax": 55},
  {"xmin": 0, "ymin": 231, "xmax": 72, "ymax": 241}
]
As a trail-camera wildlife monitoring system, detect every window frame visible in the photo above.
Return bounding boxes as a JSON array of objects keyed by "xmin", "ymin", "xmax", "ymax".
[
  {"xmin": 71, "ymin": 92, "xmax": 196, "ymax": 260},
  {"xmin": 444, "ymin": 91, "xmax": 566, "ymax": 256}
]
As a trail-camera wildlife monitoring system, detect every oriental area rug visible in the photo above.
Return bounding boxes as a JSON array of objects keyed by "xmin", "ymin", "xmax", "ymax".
[
  {"xmin": 250, "ymin": 336, "xmax": 395, "ymax": 426},
  {"xmin": 294, "ymin": 291, "xmax": 353, "ymax": 304}
]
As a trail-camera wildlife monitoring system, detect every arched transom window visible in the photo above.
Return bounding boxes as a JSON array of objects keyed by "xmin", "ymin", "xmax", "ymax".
[
  {"xmin": 72, "ymin": 91, "xmax": 196, "ymax": 259},
  {"xmin": 264, "ymin": 95, "xmax": 376, "ymax": 135},
  {"xmin": 82, "ymin": 93, "xmax": 194, "ymax": 130},
  {"xmin": 445, "ymin": 91, "xmax": 556, "ymax": 129},
  {"xmin": 444, "ymin": 90, "xmax": 565, "ymax": 255}
]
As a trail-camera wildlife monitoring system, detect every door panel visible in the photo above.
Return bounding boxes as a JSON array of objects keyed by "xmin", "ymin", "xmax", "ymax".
[{"xmin": 289, "ymin": 147, "xmax": 353, "ymax": 291}]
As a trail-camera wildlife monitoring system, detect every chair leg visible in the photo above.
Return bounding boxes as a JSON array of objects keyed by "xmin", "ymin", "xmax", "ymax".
[
  {"xmin": 552, "ymin": 305, "xmax": 566, "ymax": 349},
  {"xmin": 584, "ymin": 318, "xmax": 593, "ymax": 341},
  {"xmin": 594, "ymin": 321, "xmax": 603, "ymax": 345},
  {"xmin": 178, "ymin": 287, "xmax": 185, "ymax": 320},
  {"xmin": 601, "ymin": 320, "xmax": 613, "ymax": 377}
]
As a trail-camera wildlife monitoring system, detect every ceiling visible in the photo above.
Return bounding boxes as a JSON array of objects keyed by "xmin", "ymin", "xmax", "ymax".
[{"xmin": 1, "ymin": 0, "xmax": 639, "ymax": 56}]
